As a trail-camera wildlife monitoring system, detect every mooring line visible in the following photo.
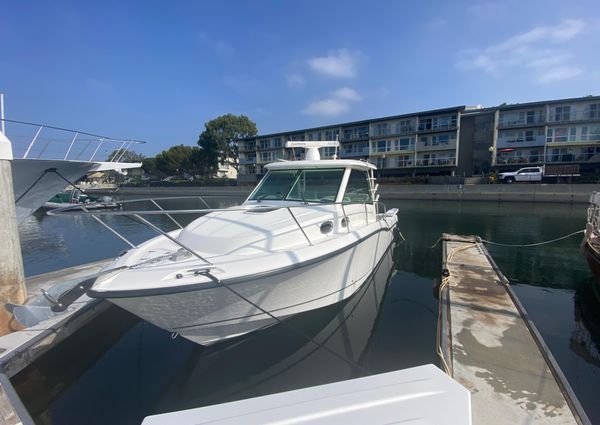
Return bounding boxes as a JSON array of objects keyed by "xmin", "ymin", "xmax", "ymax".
[
  {"xmin": 480, "ymin": 229, "xmax": 585, "ymax": 247},
  {"xmin": 430, "ymin": 229, "xmax": 585, "ymax": 250}
]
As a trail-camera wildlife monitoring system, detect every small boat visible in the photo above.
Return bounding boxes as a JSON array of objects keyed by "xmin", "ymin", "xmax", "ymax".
[
  {"xmin": 85, "ymin": 141, "xmax": 399, "ymax": 346},
  {"xmin": 43, "ymin": 189, "xmax": 117, "ymax": 210},
  {"xmin": 582, "ymin": 192, "xmax": 600, "ymax": 291}
]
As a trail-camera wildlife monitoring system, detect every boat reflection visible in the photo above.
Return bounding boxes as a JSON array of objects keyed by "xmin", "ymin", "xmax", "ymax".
[
  {"xmin": 571, "ymin": 281, "xmax": 600, "ymax": 368},
  {"xmin": 149, "ymin": 245, "xmax": 397, "ymax": 415}
]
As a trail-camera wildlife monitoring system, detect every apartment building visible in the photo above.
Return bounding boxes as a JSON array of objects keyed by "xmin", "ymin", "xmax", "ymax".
[
  {"xmin": 237, "ymin": 95, "xmax": 600, "ymax": 183},
  {"xmin": 494, "ymin": 97, "xmax": 600, "ymax": 170}
]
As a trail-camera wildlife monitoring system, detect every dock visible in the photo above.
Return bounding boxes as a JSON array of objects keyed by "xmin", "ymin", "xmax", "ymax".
[
  {"xmin": 0, "ymin": 259, "xmax": 111, "ymax": 425},
  {"xmin": 439, "ymin": 234, "xmax": 590, "ymax": 425}
]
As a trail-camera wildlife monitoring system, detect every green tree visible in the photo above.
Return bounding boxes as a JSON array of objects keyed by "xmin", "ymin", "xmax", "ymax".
[
  {"xmin": 152, "ymin": 145, "xmax": 207, "ymax": 179},
  {"xmin": 197, "ymin": 114, "xmax": 257, "ymax": 174},
  {"xmin": 106, "ymin": 149, "xmax": 145, "ymax": 163}
]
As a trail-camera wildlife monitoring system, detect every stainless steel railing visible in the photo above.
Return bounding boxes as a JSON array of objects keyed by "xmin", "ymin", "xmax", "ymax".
[{"xmin": 1, "ymin": 118, "xmax": 145, "ymax": 162}]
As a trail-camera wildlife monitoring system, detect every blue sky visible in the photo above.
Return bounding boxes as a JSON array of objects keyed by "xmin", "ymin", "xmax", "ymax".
[{"xmin": 1, "ymin": 0, "xmax": 599, "ymax": 155}]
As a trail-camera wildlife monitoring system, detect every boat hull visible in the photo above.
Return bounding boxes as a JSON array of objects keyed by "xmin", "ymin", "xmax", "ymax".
[
  {"xmin": 107, "ymin": 223, "xmax": 396, "ymax": 345},
  {"xmin": 581, "ymin": 237, "xmax": 600, "ymax": 291}
]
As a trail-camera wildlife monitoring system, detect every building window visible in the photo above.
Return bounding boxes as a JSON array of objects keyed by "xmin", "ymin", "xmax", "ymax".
[{"xmin": 553, "ymin": 106, "xmax": 571, "ymax": 122}]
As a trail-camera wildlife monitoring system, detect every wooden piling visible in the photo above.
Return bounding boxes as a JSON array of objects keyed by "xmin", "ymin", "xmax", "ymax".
[{"xmin": 0, "ymin": 131, "xmax": 27, "ymax": 336}]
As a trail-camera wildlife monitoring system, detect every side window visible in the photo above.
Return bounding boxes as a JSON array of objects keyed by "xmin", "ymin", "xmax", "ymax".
[{"xmin": 344, "ymin": 169, "xmax": 373, "ymax": 203}]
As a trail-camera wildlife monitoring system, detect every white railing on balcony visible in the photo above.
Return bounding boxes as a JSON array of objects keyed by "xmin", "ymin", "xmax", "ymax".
[
  {"xmin": 340, "ymin": 148, "xmax": 369, "ymax": 157},
  {"xmin": 497, "ymin": 118, "xmax": 546, "ymax": 128},
  {"xmin": 417, "ymin": 122, "xmax": 457, "ymax": 132},
  {"xmin": 415, "ymin": 157, "xmax": 456, "ymax": 166},
  {"xmin": 547, "ymin": 110, "xmax": 600, "ymax": 123},
  {"xmin": 2, "ymin": 118, "xmax": 145, "ymax": 162},
  {"xmin": 371, "ymin": 144, "xmax": 416, "ymax": 154},
  {"xmin": 371, "ymin": 126, "xmax": 415, "ymax": 137}
]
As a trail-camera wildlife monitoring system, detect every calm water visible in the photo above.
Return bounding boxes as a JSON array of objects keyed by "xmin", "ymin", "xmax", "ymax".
[{"xmin": 13, "ymin": 197, "xmax": 600, "ymax": 424}]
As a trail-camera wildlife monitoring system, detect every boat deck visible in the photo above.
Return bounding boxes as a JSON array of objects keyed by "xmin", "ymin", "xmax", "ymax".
[{"xmin": 440, "ymin": 234, "xmax": 589, "ymax": 425}]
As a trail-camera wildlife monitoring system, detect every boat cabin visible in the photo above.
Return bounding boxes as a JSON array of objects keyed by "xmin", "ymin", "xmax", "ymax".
[{"xmin": 246, "ymin": 160, "xmax": 376, "ymax": 205}]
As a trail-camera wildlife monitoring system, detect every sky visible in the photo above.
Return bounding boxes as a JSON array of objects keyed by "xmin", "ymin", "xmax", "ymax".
[{"xmin": 1, "ymin": 0, "xmax": 600, "ymax": 156}]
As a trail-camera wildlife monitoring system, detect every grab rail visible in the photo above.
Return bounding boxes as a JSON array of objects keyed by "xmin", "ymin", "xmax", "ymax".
[
  {"xmin": 48, "ymin": 197, "xmax": 389, "ymax": 266},
  {"xmin": 1, "ymin": 118, "xmax": 145, "ymax": 162}
]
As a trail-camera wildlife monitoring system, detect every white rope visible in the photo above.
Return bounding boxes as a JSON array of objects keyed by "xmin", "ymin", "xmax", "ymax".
[{"xmin": 480, "ymin": 229, "xmax": 584, "ymax": 247}]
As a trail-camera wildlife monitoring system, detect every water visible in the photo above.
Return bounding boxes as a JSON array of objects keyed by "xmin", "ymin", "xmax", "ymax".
[{"xmin": 13, "ymin": 198, "xmax": 600, "ymax": 424}]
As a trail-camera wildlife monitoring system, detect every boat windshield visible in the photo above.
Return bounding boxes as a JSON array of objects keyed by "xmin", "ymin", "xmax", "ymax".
[{"xmin": 250, "ymin": 169, "xmax": 345, "ymax": 202}]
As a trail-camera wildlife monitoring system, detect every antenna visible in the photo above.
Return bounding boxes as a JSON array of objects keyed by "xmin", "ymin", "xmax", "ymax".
[{"xmin": 285, "ymin": 141, "xmax": 340, "ymax": 161}]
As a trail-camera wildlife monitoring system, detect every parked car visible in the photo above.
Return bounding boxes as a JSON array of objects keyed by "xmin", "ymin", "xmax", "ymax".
[
  {"xmin": 498, "ymin": 167, "xmax": 542, "ymax": 183},
  {"xmin": 498, "ymin": 165, "xmax": 580, "ymax": 183}
]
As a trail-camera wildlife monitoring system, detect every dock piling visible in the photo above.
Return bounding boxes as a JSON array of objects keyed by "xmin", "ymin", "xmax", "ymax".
[{"xmin": 0, "ymin": 129, "xmax": 27, "ymax": 336}]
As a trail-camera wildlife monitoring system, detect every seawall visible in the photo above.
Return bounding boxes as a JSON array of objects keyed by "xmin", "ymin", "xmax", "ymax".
[{"xmin": 88, "ymin": 184, "xmax": 600, "ymax": 204}]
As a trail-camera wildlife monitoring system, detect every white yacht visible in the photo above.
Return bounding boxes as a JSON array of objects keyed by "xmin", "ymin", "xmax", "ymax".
[
  {"xmin": 0, "ymin": 118, "xmax": 142, "ymax": 223},
  {"xmin": 88, "ymin": 142, "xmax": 399, "ymax": 346}
]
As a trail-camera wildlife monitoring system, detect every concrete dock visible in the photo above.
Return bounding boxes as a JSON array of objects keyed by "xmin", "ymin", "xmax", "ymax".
[
  {"xmin": 0, "ymin": 260, "xmax": 111, "ymax": 425},
  {"xmin": 440, "ymin": 234, "xmax": 590, "ymax": 425}
]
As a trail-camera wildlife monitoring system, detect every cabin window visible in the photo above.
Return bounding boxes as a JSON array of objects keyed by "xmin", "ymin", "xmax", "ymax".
[
  {"xmin": 250, "ymin": 170, "xmax": 298, "ymax": 200},
  {"xmin": 286, "ymin": 169, "xmax": 345, "ymax": 202},
  {"xmin": 250, "ymin": 169, "xmax": 344, "ymax": 202},
  {"xmin": 344, "ymin": 169, "xmax": 373, "ymax": 203}
]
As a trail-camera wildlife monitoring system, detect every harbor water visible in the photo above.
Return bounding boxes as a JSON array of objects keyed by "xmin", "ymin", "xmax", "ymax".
[{"xmin": 14, "ymin": 197, "xmax": 600, "ymax": 424}]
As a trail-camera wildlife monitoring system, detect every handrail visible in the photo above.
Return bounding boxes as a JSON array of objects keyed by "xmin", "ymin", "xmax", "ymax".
[
  {"xmin": 47, "ymin": 196, "xmax": 389, "ymax": 273},
  {"xmin": 1, "ymin": 118, "xmax": 145, "ymax": 162}
]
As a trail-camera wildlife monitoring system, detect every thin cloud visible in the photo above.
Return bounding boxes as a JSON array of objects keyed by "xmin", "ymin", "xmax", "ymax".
[
  {"xmin": 303, "ymin": 99, "xmax": 350, "ymax": 117},
  {"xmin": 308, "ymin": 49, "xmax": 358, "ymax": 78},
  {"xmin": 331, "ymin": 87, "xmax": 362, "ymax": 101},
  {"xmin": 456, "ymin": 19, "xmax": 586, "ymax": 84},
  {"xmin": 302, "ymin": 87, "xmax": 362, "ymax": 117},
  {"xmin": 538, "ymin": 67, "xmax": 583, "ymax": 84}
]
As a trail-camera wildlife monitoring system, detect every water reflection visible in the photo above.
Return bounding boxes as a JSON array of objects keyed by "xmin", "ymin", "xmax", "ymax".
[
  {"xmin": 571, "ymin": 282, "xmax": 600, "ymax": 368},
  {"xmin": 14, "ymin": 198, "xmax": 600, "ymax": 424}
]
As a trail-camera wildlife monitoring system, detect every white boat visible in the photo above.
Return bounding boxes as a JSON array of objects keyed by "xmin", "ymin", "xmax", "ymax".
[
  {"xmin": 87, "ymin": 141, "xmax": 399, "ymax": 346},
  {"xmin": 0, "ymin": 118, "xmax": 143, "ymax": 223}
]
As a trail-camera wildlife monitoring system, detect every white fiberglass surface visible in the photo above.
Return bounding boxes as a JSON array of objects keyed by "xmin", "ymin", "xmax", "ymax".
[{"xmin": 93, "ymin": 209, "xmax": 396, "ymax": 293}]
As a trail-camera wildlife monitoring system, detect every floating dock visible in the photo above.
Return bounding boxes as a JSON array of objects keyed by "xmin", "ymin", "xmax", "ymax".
[{"xmin": 439, "ymin": 234, "xmax": 590, "ymax": 425}]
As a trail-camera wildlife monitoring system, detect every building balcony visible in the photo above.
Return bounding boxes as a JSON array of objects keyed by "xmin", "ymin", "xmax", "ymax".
[
  {"xmin": 545, "ymin": 153, "xmax": 600, "ymax": 164},
  {"xmin": 238, "ymin": 145, "xmax": 256, "ymax": 152},
  {"xmin": 417, "ymin": 142, "xmax": 457, "ymax": 152},
  {"xmin": 547, "ymin": 110, "xmax": 600, "ymax": 124},
  {"xmin": 495, "ymin": 155, "xmax": 544, "ymax": 166},
  {"xmin": 340, "ymin": 148, "xmax": 369, "ymax": 158},
  {"xmin": 417, "ymin": 124, "xmax": 458, "ymax": 134},
  {"xmin": 415, "ymin": 157, "xmax": 456, "ymax": 167},
  {"xmin": 370, "ymin": 146, "xmax": 416, "ymax": 155},
  {"xmin": 546, "ymin": 138, "xmax": 600, "ymax": 147},
  {"xmin": 496, "ymin": 137, "xmax": 546, "ymax": 149},
  {"xmin": 371, "ymin": 126, "xmax": 415, "ymax": 137},
  {"xmin": 239, "ymin": 158, "xmax": 257, "ymax": 165},
  {"xmin": 497, "ymin": 119, "xmax": 545, "ymax": 129},
  {"xmin": 340, "ymin": 133, "xmax": 369, "ymax": 142},
  {"xmin": 256, "ymin": 145, "xmax": 283, "ymax": 151}
]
